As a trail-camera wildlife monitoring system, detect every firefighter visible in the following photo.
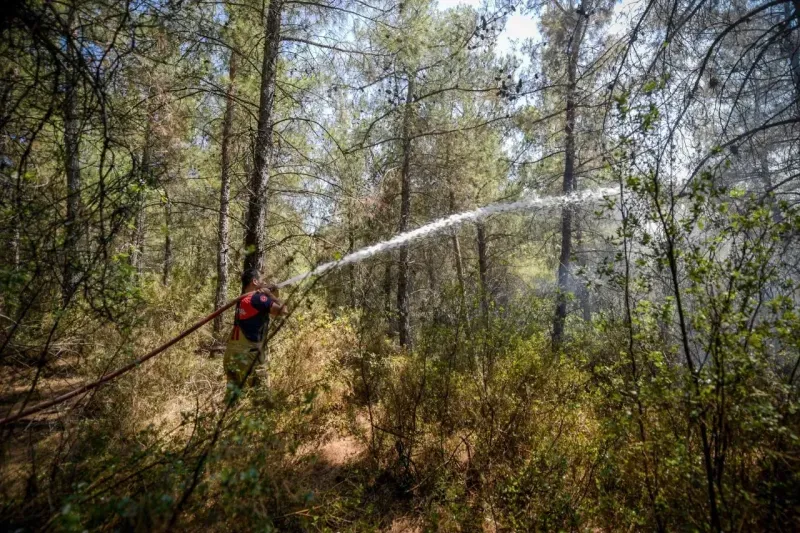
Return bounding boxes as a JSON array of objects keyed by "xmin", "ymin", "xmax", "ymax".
[{"xmin": 223, "ymin": 268, "xmax": 287, "ymax": 401}]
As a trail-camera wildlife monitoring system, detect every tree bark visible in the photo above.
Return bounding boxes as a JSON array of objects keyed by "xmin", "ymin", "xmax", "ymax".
[
  {"xmin": 62, "ymin": 6, "xmax": 81, "ymax": 305},
  {"xmin": 132, "ymin": 190, "xmax": 146, "ymax": 275},
  {"xmin": 448, "ymin": 190, "xmax": 465, "ymax": 304},
  {"xmin": 243, "ymin": 0, "xmax": 282, "ymax": 273},
  {"xmin": 476, "ymin": 221, "xmax": 489, "ymax": 327},
  {"xmin": 214, "ymin": 49, "xmax": 237, "ymax": 342},
  {"xmin": 347, "ymin": 210, "xmax": 357, "ymax": 308},
  {"xmin": 425, "ymin": 246, "xmax": 437, "ymax": 293},
  {"xmin": 383, "ymin": 260, "xmax": 393, "ymax": 333},
  {"xmin": 575, "ymin": 213, "xmax": 590, "ymax": 321},
  {"xmin": 162, "ymin": 189, "xmax": 172, "ymax": 286},
  {"xmin": 452, "ymin": 230, "xmax": 465, "ymax": 300},
  {"xmin": 552, "ymin": 2, "xmax": 589, "ymax": 346},
  {"xmin": 396, "ymin": 74, "xmax": 415, "ymax": 348},
  {"xmin": 132, "ymin": 92, "xmax": 154, "ymax": 276},
  {"xmin": 783, "ymin": 0, "xmax": 800, "ymax": 114}
]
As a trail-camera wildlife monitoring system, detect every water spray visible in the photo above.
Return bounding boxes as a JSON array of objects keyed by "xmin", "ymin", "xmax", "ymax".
[{"xmin": 278, "ymin": 187, "xmax": 618, "ymax": 288}]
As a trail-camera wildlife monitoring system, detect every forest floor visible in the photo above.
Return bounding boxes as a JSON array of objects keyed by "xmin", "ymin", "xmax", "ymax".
[
  {"xmin": 0, "ymin": 357, "xmax": 84, "ymax": 422},
  {"xmin": 0, "ymin": 357, "xmax": 84, "ymax": 506},
  {"xmin": 0, "ymin": 359, "xmax": 426, "ymax": 532},
  {"xmin": 296, "ymin": 422, "xmax": 424, "ymax": 532}
]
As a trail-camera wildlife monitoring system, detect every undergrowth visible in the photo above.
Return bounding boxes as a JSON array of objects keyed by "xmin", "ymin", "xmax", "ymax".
[{"xmin": 2, "ymin": 277, "xmax": 799, "ymax": 531}]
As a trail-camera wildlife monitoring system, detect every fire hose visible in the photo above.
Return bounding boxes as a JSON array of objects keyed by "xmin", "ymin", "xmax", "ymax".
[{"xmin": 0, "ymin": 293, "xmax": 250, "ymax": 427}]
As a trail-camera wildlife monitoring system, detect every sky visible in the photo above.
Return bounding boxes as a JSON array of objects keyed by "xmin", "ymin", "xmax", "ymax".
[
  {"xmin": 436, "ymin": 0, "xmax": 541, "ymax": 58},
  {"xmin": 435, "ymin": 0, "xmax": 637, "ymax": 56}
]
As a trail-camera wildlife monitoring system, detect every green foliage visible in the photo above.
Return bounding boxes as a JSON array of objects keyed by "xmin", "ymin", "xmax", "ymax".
[{"xmin": 3, "ymin": 0, "xmax": 800, "ymax": 530}]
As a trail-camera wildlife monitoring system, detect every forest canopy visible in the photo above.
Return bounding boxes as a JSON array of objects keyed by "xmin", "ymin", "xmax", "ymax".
[{"xmin": 1, "ymin": 0, "xmax": 799, "ymax": 530}]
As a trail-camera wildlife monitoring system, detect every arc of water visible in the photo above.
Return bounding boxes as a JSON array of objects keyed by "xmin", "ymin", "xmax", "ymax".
[{"xmin": 277, "ymin": 187, "xmax": 618, "ymax": 289}]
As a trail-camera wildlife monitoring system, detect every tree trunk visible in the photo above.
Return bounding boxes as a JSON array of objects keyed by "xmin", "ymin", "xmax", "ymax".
[
  {"xmin": 162, "ymin": 190, "xmax": 172, "ymax": 286},
  {"xmin": 384, "ymin": 260, "xmax": 393, "ymax": 333},
  {"xmin": 62, "ymin": 7, "xmax": 81, "ymax": 305},
  {"xmin": 132, "ymin": 191, "xmax": 146, "ymax": 275},
  {"xmin": 347, "ymin": 211, "xmax": 357, "ymax": 308},
  {"xmin": 552, "ymin": 3, "xmax": 589, "ymax": 346},
  {"xmin": 575, "ymin": 213, "xmax": 590, "ymax": 321},
  {"xmin": 452, "ymin": 231, "xmax": 465, "ymax": 298},
  {"xmin": 476, "ymin": 222, "xmax": 489, "ymax": 327},
  {"xmin": 783, "ymin": 0, "xmax": 800, "ymax": 113},
  {"xmin": 132, "ymin": 94, "xmax": 154, "ymax": 276},
  {"xmin": 448, "ymin": 191, "xmax": 465, "ymax": 305},
  {"xmin": 425, "ymin": 246, "xmax": 437, "ymax": 293},
  {"xmin": 213, "ymin": 50, "xmax": 237, "ymax": 342},
  {"xmin": 396, "ymin": 75, "xmax": 415, "ymax": 348},
  {"xmin": 243, "ymin": 0, "xmax": 282, "ymax": 273}
]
